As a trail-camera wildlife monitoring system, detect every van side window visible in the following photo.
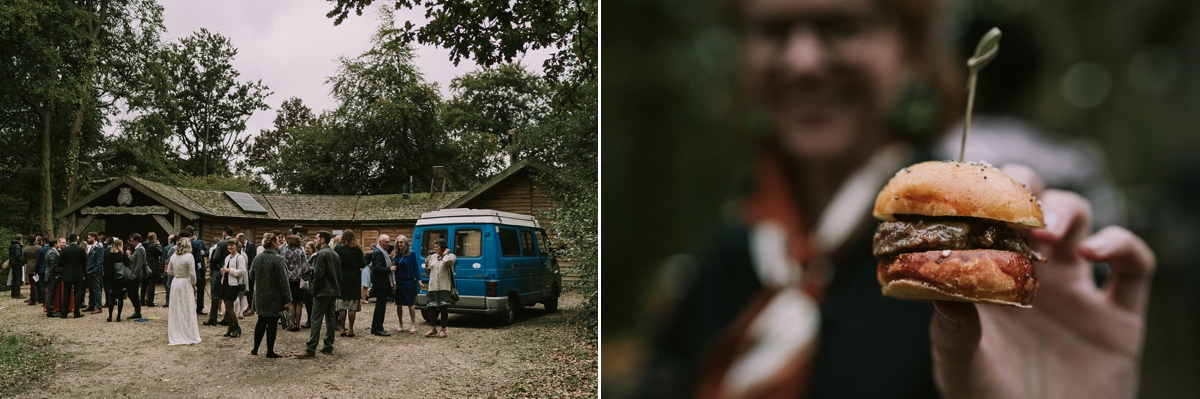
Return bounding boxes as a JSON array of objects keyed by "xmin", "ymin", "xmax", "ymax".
[
  {"xmin": 520, "ymin": 230, "xmax": 536, "ymax": 257},
  {"xmin": 455, "ymin": 229, "xmax": 482, "ymax": 258},
  {"xmin": 422, "ymin": 229, "xmax": 448, "ymax": 257},
  {"xmin": 499, "ymin": 228, "xmax": 522, "ymax": 257},
  {"xmin": 539, "ymin": 231, "xmax": 550, "ymax": 254}
]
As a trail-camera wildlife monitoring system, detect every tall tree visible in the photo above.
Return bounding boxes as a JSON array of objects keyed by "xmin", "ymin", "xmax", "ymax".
[
  {"xmin": 61, "ymin": 0, "xmax": 165, "ymax": 233},
  {"xmin": 444, "ymin": 63, "xmax": 549, "ymax": 174},
  {"xmin": 249, "ymin": 9, "xmax": 460, "ymax": 194},
  {"xmin": 130, "ymin": 28, "xmax": 270, "ymax": 176},
  {"xmin": 325, "ymin": 0, "xmax": 596, "ymax": 79},
  {"xmin": 325, "ymin": 0, "xmax": 598, "ymax": 332},
  {"xmin": 0, "ymin": 0, "xmax": 92, "ymax": 235}
]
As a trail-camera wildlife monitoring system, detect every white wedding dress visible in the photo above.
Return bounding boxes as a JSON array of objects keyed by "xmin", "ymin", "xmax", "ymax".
[{"xmin": 167, "ymin": 254, "xmax": 202, "ymax": 345}]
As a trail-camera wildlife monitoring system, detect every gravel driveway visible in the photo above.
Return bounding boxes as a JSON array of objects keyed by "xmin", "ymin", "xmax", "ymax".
[{"xmin": 0, "ymin": 289, "xmax": 595, "ymax": 398}]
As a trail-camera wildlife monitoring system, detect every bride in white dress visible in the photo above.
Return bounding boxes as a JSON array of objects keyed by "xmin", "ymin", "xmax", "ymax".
[{"xmin": 167, "ymin": 239, "xmax": 202, "ymax": 345}]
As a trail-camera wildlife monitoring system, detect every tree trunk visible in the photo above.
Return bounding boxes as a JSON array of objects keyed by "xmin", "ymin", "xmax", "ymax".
[
  {"xmin": 40, "ymin": 107, "xmax": 54, "ymax": 235},
  {"xmin": 67, "ymin": 95, "xmax": 87, "ymax": 208}
]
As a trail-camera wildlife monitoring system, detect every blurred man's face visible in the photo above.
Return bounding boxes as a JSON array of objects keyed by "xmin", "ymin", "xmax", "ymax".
[
  {"xmin": 56, "ymin": 238, "xmax": 65, "ymax": 249},
  {"xmin": 741, "ymin": 0, "xmax": 908, "ymax": 161}
]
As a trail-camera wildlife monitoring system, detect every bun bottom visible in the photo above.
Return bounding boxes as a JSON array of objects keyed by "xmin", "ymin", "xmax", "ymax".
[{"xmin": 877, "ymin": 249, "xmax": 1038, "ymax": 308}]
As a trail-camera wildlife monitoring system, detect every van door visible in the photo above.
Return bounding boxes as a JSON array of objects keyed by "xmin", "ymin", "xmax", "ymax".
[
  {"xmin": 496, "ymin": 227, "xmax": 529, "ymax": 303},
  {"xmin": 451, "ymin": 226, "xmax": 486, "ymax": 307},
  {"xmin": 518, "ymin": 229, "xmax": 548, "ymax": 303}
]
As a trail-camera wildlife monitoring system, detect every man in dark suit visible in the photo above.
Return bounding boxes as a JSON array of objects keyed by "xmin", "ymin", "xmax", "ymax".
[
  {"xmin": 204, "ymin": 227, "xmax": 234, "ymax": 326},
  {"xmin": 44, "ymin": 238, "xmax": 64, "ymax": 317},
  {"xmin": 59, "ymin": 234, "xmax": 88, "ymax": 318},
  {"xmin": 238, "ymin": 233, "xmax": 256, "ymax": 315},
  {"xmin": 35, "ymin": 239, "xmax": 51, "ymax": 306},
  {"xmin": 182, "ymin": 227, "xmax": 207, "ymax": 315},
  {"xmin": 10, "ymin": 234, "xmax": 25, "ymax": 299},
  {"xmin": 125, "ymin": 233, "xmax": 148, "ymax": 319},
  {"xmin": 85, "ymin": 232, "xmax": 105, "ymax": 313},
  {"xmin": 141, "ymin": 232, "xmax": 163, "ymax": 307},
  {"xmin": 368, "ymin": 235, "xmax": 394, "ymax": 336}
]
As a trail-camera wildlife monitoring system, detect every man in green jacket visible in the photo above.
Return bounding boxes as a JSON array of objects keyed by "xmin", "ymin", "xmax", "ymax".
[{"xmin": 297, "ymin": 231, "xmax": 341, "ymax": 358}]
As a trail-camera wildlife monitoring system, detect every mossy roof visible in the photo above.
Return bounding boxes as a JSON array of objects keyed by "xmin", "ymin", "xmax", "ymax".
[{"xmin": 127, "ymin": 176, "xmax": 465, "ymax": 222}]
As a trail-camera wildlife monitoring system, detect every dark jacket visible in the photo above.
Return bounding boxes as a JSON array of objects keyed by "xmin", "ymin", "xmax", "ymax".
[
  {"xmin": 86, "ymin": 244, "xmax": 105, "ymax": 276},
  {"xmin": 191, "ymin": 238, "xmax": 207, "ymax": 275},
  {"xmin": 335, "ymin": 245, "xmax": 365, "ymax": 301},
  {"xmin": 144, "ymin": 242, "xmax": 163, "ymax": 274},
  {"xmin": 368, "ymin": 246, "xmax": 392, "ymax": 296},
  {"xmin": 250, "ymin": 248, "xmax": 292, "ymax": 317},
  {"xmin": 243, "ymin": 241, "xmax": 257, "ymax": 274},
  {"xmin": 36, "ymin": 245, "xmax": 50, "ymax": 274},
  {"xmin": 211, "ymin": 237, "xmax": 231, "ymax": 270},
  {"xmin": 8, "ymin": 240, "xmax": 22, "ymax": 267},
  {"xmin": 102, "ymin": 250, "xmax": 131, "ymax": 286},
  {"xmin": 59, "ymin": 243, "xmax": 87, "ymax": 283},
  {"xmin": 393, "ymin": 250, "xmax": 418, "ymax": 281},
  {"xmin": 311, "ymin": 246, "xmax": 341, "ymax": 298}
]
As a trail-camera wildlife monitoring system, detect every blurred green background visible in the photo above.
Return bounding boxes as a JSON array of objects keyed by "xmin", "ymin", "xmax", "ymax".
[{"xmin": 602, "ymin": 0, "xmax": 1200, "ymax": 396}]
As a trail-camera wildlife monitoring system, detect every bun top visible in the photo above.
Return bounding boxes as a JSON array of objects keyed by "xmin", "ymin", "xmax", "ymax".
[{"xmin": 873, "ymin": 161, "xmax": 1044, "ymax": 227}]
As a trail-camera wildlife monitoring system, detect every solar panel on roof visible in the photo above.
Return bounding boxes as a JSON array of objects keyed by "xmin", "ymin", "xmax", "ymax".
[{"xmin": 225, "ymin": 191, "xmax": 268, "ymax": 214}]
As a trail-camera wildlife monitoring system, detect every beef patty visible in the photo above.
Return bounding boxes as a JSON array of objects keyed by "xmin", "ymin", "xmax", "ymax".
[{"xmin": 873, "ymin": 216, "xmax": 1045, "ymax": 262}]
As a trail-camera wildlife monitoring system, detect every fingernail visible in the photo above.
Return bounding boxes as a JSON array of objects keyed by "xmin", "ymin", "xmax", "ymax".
[{"xmin": 934, "ymin": 303, "xmax": 960, "ymax": 333}]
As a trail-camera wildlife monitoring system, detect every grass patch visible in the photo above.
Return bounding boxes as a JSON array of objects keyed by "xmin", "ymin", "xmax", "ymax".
[{"xmin": 0, "ymin": 332, "xmax": 65, "ymax": 397}]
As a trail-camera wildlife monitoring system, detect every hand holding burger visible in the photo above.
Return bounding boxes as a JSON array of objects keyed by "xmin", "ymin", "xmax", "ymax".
[
  {"xmin": 876, "ymin": 163, "xmax": 1155, "ymax": 398},
  {"xmin": 872, "ymin": 160, "xmax": 1045, "ymax": 307}
]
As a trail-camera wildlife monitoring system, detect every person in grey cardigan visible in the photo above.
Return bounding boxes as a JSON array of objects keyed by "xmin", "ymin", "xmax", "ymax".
[
  {"xmin": 250, "ymin": 232, "xmax": 292, "ymax": 358},
  {"xmin": 296, "ymin": 231, "xmax": 341, "ymax": 358}
]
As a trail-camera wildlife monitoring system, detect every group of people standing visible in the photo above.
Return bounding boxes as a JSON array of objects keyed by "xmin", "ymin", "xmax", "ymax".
[
  {"xmin": 6, "ymin": 225, "xmax": 458, "ymax": 359},
  {"xmin": 8, "ymin": 232, "xmax": 159, "ymax": 321}
]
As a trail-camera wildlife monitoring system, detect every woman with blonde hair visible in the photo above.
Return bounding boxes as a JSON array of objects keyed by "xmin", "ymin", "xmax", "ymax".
[{"xmin": 167, "ymin": 238, "xmax": 201, "ymax": 345}]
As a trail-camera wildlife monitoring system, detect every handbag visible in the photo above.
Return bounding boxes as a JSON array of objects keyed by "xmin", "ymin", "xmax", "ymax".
[
  {"xmin": 449, "ymin": 266, "xmax": 459, "ymax": 302},
  {"xmin": 279, "ymin": 308, "xmax": 296, "ymax": 329},
  {"xmin": 114, "ymin": 262, "xmax": 133, "ymax": 283}
]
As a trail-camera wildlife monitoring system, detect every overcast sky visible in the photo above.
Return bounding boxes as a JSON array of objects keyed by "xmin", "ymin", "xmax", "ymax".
[{"xmin": 151, "ymin": 0, "xmax": 553, "ymax": 142}]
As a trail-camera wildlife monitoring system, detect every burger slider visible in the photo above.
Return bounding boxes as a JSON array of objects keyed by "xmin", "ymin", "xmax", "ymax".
[{"xmin": 871, "ymin": 161, "xmax": 1046, "ymax": 308}]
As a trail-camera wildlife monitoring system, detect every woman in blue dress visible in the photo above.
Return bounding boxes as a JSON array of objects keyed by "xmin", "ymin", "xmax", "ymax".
[{"xmin": 391, "ymin": 235, "xmax": 419, "ymax": 333}]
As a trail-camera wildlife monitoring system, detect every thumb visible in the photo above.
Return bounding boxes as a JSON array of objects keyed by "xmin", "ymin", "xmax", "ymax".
[{"xmin": 930, "ymin": 300, "xmax": 983, "ymax": 395}]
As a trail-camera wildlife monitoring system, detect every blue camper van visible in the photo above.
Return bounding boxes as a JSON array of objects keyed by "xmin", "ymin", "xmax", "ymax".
[{"xmin": 414, "ymin": 208, "xmax": 561, "ymax": 325}]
